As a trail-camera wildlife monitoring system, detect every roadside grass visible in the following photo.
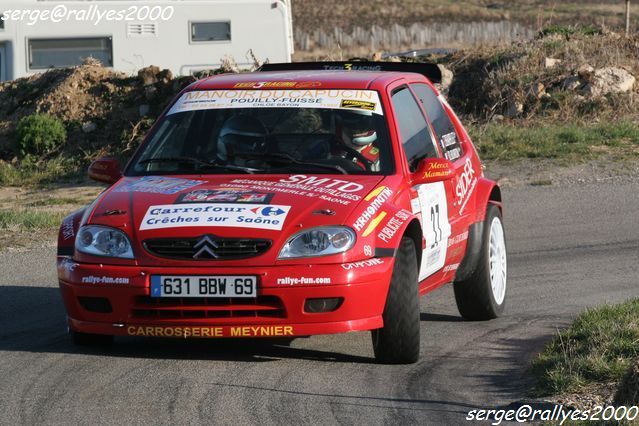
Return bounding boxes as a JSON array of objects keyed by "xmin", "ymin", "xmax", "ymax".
[
  {"xmin": 0, "ymin": 157, "xmax": 84, "ymax": 187},
  {"xmin": 0, "ymin": 209, "xmax": 68, "ymax": 231},
  {"xmin": 25, "ymin": 197, "xmax": 81, "ymax": 207},
  {"xmin": 531, "ymin": 299, "xmax": 639, "ymax": 397},
  {"xmin": 470, "ymin": 121, "xmax": 639, "ymax": 161}
]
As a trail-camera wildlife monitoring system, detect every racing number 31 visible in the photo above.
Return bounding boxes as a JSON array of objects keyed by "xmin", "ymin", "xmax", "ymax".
[{"xmin": 417, "ymin": 182, "xmax": 451, "ymax": 280}]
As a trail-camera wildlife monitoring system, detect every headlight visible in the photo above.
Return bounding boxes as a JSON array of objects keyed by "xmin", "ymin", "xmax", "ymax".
[
  {"xmin": 278, "ymin": 226, "xmax": 356, "ymax": 259},
  {"xmin": 75, "ymin": 225, "xmax": 134, "ymax": 259}
]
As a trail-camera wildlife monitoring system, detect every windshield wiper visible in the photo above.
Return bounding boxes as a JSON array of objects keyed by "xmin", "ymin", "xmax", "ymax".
[
  {"xmin": 138, "ymin": 157, "xmax": 258, "ymax": 174},
  {"xmin": 233, "ymin": 152, "xmax": 347, "ymax": 175}
]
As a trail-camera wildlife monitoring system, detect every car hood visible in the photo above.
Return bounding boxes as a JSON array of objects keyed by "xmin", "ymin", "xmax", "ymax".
[{"xmin": 86, "ymin": 174, "xmax": 385, "ymax": 265}]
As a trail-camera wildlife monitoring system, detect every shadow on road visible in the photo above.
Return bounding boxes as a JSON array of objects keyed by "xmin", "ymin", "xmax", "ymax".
[
  {"xmin": 420, "ymin": 312, "xmax": 464, "ymax": 322},
  {"xmin": 0, "ymin": 285, "xmax": 377, "ymax": 363}
]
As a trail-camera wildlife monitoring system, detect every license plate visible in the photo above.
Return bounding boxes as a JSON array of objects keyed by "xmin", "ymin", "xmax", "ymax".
[{"xmin": 150, "ymin": 275, "xmax": 257, "ymax": 298}]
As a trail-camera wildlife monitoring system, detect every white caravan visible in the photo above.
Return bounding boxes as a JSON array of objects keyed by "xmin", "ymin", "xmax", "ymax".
[{"xmin": 0, "ymin": 0, "xmax": 294, "ymax": 81}]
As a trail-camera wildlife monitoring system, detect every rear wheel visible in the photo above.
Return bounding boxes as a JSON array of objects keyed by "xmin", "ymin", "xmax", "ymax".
[
  {"xmin": 71, "ymin": 330, "xmax": 114, "ymax": 346},
  {"xmin": 454, "ymin": 204, "xmax": 507, "ymax": 320},
  {"xmin": 371, "ymin": 237, "xmax": 420, "ymax": 364}
]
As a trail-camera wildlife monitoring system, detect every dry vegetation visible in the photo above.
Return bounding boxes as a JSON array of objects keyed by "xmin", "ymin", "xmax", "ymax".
[
  {"xmin": 292, "ymin": 0, "xmax": 630, "ymax": 33},
  {"xmin": 438, "ymin": 29, "xmax": 639, "ymax": 161}
]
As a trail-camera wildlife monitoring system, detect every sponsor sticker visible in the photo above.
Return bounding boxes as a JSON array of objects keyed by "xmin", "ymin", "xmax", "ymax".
[
  {"xmin": 341, "ymin": 258, "xmax": 384, "ymax": 270},
  {"xmin": 340, "ymin": 99, "xmax": 376, "ymax": 111},
  {"xmin": 448, "ymin": 230, "xmax": 469, "ymax": 247},
  {"xmin": 233, "ymin": 81, "xmax": 322, "ymax": 89},
  {"xmin": 353, "ymin": 186, "xmax": 393, "ymax": 232},
  {"xmin": 377, "ymin": 210, "xmax": 411, "ymax": 243},
  {"xmin": 81, "ymin": 276, "xmax": 130, "ymax": 284},
  {"xmin": 126, "ymin": 325, "xmax": 294, "ymax": 338},
  {"xmin": 139, "ymin": 203, "xmax": 291, "ymax": 231},
  {"xmin": 276, "ymin": 277, "xmax": 331, "ymax": 285},
  {"xmin": 60, "ymin": 257, "xmax": 78, "ymax": 272},
  {"xmin": 115, "ymin": 176, "xmax": 204, "ymax": 195},
  {"xmin": 423, "ymin": 160, "xmax": 453, "ymax": 180},
  {"xmin": 445, "ymin": 147, "xmax": 462, "ymax": 161},
  {"xmin": 61, "ymin": 217, "xmax": 75, "ymax": 240},
  {"xmin": 443, "ymin": 263, "xmax": 460, "ymax": 273},
  {"xmin": 176, "ymin": 189, "xmax": 274, "ymax": 204},
  {"xmin": 222, "ymin": 175, "xmax": 366, "ymax": 205},
  {"xmin": 167, "ymin": 90, "xmax": 384, "ymax": 116},
  {"xmin": 441, "ymin": 132, "xmax": 458, "ymax": 148},
  {"xmin": 456, "ymin": 158, "xmax": 477, "ymax": 213}
]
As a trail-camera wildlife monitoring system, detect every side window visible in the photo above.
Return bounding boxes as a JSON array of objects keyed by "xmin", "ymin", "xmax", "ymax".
[
  {"xmin": 191, "ymin": 22, "xmax": 231, "ymax": 43},
  {"xmin": 391, "ymin": 86, "xmax": 439, "ymax": 171},
  {"xmin": 411, "ymin": 83, "xmax": 463, "ymax": 161},
  {"xmin": 28, "ymin": 37, "xmax": 113, "ymax": 70}
]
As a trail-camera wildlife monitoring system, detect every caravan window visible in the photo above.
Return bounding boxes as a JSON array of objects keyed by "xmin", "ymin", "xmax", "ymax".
[
  {"xmin": 191, "ymin": 22, "xmax": 231, "ymax": 42},
  {"xmin": 28, "ymin": 37, "xmax": 113, "ymax": 70}
]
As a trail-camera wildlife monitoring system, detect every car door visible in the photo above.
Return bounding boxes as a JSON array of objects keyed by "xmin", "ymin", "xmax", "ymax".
[
  {"xmin": 389, "ymin": 85, "xmax": 452, "ymax": 281},
  {"xmin": 410, "ymin": 83, "xmax": 475, "ymax": 261}
]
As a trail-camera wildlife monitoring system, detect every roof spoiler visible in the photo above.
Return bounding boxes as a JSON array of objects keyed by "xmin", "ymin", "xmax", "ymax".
[{"xmin": 258, "ymin": 61, "xmax": 442, "ymax": 84}]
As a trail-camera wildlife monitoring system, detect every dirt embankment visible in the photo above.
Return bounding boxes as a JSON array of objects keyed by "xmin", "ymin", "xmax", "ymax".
[{"xmin": 0, "ymin": 62, "xmax": 196, "ymax": 164}]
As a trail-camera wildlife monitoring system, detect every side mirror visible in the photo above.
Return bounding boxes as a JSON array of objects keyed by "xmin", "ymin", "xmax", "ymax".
[
  {"xmin": 88, "ymin": 157, "xmax": 122, "ymax": 185},
  {"xmin": 412, "ymin": 158, "xmax": 454, "ymax": 185}
]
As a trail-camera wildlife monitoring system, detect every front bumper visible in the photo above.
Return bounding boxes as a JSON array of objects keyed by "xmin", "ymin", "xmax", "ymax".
[{"xmin": 57, "ymin": 257, "xmax": 394, "ymax": 338}]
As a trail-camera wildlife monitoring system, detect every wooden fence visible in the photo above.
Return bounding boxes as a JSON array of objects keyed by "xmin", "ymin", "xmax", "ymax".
[{"xmin": 295, "ymin": 21, "xmax": 536, "ymax": 51}]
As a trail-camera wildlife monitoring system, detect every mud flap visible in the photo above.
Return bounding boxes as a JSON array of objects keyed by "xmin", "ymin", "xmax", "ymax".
[{"xmin": 454, "ymin": 221, "xmax": 484, "ymax": 282}]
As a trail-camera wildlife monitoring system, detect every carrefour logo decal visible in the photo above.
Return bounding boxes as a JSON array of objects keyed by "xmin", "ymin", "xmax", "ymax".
[{"xmin": 140, "ymin": 203, "xmax": 291, "ymax": 231}]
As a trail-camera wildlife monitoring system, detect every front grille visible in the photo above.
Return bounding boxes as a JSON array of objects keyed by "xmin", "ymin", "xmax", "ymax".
[
  {"xmin": 143, "ymin": 236, "xmax": 272, "ymax": 260},
  {"xmin": 132, "ymin": 295, "xmax": 286, "ymax": 320}
]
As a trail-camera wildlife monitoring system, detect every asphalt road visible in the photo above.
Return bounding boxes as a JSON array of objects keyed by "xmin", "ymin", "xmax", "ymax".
[{"xmin": 1, "ymin": 179, "xmax": 638, "ymax": 425}]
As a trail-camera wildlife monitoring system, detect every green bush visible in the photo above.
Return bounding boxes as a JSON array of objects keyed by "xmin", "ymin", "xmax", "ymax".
[{"xmin": 15, "ymin": 114, "xmax": 67, "ymax": 157}]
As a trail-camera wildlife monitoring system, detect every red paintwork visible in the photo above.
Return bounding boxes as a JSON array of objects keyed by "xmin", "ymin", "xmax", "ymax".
[{"xmin": 57, "ymin": 69, "xmax": 500, "ymax": 339}]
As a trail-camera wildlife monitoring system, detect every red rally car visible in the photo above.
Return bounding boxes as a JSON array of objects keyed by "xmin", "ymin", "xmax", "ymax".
[{"xmin": 57, "ymin": 62, "xmax": 507, "ymax": 364}]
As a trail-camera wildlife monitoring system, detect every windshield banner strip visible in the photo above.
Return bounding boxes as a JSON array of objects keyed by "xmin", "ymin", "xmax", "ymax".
[{"xmin": 167, "ymin": 90, "xmax": 383, "ymax": 116}]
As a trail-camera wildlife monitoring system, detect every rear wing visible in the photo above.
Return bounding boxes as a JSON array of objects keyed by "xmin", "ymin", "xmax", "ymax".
[{"xmin": 259, "ymin": 61, "xmax": 442, "ymax": 84}]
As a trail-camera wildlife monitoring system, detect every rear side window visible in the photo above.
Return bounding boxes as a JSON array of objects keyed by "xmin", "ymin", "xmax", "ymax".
[
  {"xmin": 411, "ymin": 83, "xmax": 463, "ymax": 161},
  {"xmin": 391, "ymin": 86, "xmax": 439, "ymax": 171}
]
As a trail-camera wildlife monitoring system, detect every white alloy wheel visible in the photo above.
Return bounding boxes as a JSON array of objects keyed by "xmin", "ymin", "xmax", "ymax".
[{"xmin": 488, "ymin": 216, "xmax": 507, "ymax": 305}]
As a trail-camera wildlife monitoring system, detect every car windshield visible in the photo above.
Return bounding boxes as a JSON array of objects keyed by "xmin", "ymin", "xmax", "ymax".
[{"xmin": 128, "ymin": 89, "xmax": 393, "ymax": 176}]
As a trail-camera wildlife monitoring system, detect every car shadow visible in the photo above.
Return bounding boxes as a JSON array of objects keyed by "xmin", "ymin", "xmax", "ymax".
[
  {"xmin": 420, "ymin": 312, "xmax": 465, "ymax": 322},
  {"xmin": 0, "ymin": 285, "xmax": 376, "ymax": 364}
]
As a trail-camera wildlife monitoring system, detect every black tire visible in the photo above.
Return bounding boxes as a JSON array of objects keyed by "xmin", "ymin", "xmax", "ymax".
[
  {"xmin": 454, "ymin": 204, "xmax": 507, "ymax": 320},
  {"xmin": 371, "ymin": 237, "xmax": 420, "ymax": 364},
  {"xmin": 71, "ymin": 330, "xmax": 114, "ymax": 346}
]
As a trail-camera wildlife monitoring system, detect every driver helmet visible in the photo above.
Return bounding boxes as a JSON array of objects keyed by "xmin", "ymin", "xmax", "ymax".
[
  {"xmin": 217, "ymin": 115, "xmax": 267, "ymax": 161},
  {"xmin": 337, "ymin": 109, "xmax": 377, "ymax": 148}
]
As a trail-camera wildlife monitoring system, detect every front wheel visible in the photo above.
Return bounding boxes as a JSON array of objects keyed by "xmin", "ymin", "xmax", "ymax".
[
  {"xmin": 453, "ymin": 204, "xmax": 507, "ymax": 320},
  {"xmin": 371, "ymin": 237, "xmax": 420, "ymax": 364}
]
